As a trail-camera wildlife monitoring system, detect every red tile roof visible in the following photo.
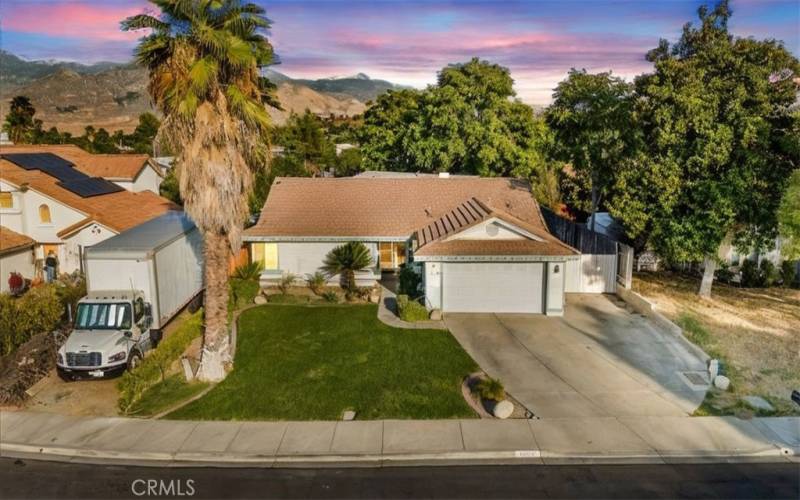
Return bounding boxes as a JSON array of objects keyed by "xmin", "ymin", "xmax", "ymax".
[
  {"xmin": 0, "ymin": 225, "xmax": 35, "ymax": 255},
  {"xmin": 0, "ymin": 145, "xmax": 157, "ymax": 181}
]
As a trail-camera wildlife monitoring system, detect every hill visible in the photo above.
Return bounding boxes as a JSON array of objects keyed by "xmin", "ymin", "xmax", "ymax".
[{"xmin": 0, "ymin": 50, "xmax": 125, "ymax": 88}]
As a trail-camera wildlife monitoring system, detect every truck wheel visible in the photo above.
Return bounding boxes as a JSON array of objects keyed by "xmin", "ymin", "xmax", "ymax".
[
  {"xmin": 127, "ymin": 350, "xmax": 143, "ymax": 372},
  {"xmin": 188, "ymin": 294, "xmax": 203, "ymax": 313},
  {"xmin": 150, "ymin": 329, "xmax": 163, "ymax": 348}
]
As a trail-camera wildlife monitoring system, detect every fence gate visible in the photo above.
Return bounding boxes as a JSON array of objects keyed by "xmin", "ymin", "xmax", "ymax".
[{"xmin": 617, "ymin": 242, "xmax": 633, "ymax": 290}]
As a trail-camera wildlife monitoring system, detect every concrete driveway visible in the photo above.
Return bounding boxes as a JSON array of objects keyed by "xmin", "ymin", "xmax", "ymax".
[{"xmin": 445, "ymin": 294, "xmax": 709, "ymax": 418}]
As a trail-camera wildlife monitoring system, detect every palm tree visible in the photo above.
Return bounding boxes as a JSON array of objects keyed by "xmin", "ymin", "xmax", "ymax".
[
  {"xmin": 321, "ymin": 242, "xmax": 374, "ymax": 294},
  {"xmin": 122, "ymin": 0, "xmax": 274, "ymax": 381}
]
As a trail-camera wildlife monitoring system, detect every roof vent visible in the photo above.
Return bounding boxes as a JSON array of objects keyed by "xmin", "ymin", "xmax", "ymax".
[{"xmin": 438, "ymin": 172, "xmax": 450, "ymax": 178}]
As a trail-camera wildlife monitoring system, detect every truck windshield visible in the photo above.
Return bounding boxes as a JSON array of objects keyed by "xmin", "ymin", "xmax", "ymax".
[{"xmin": 75, "ymin": 303, "xmax": 132, "ymax": 330}]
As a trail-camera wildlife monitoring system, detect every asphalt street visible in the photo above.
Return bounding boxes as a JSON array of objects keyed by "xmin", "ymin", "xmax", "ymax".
[{"xmin": 1, "ymin": 458, "xmax": 798, "ymax": 499}]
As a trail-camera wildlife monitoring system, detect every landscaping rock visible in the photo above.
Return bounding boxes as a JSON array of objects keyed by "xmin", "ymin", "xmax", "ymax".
[
  {"xmin": 741, "ymin": 396, "xmax": 774, "ymax": 412},
  {"xmin": 253, "ymin": 295, "xmax": 267, "ymax": 305},
  {"xmin": 342, "ymin": 410, "xmax": 356, "ymax": 421},
  {"xmin": 429, "ymin": 309, "xmax": 443, "ymax": 321},
  {"xmin": 708, "ymin": 359, "xmax": 719, "ymax": 380},
  {"xmin": 714, "ymin": 375, "xmax": 730, "ymax": 391},
  {"xmin": 369, "ymin": 289, "xmax": 381, "ymax": 303},
  {"xmin": 493, "ymin": 400, "xmax": 514, "ymax": 419}
]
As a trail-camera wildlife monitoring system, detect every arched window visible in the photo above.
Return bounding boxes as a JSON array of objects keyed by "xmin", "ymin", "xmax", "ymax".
[{"xmin": 39, "ymin": 204, "xmax": 52, "ymax": 224}]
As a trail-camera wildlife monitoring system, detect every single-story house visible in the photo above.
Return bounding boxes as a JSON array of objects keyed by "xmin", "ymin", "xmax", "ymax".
[
  {"xmin": 0, "ymin": 225, "xmax": 35, "ymax": 292},
  {"xmin": 0, "ymin": 145, "xmax": 179, "ymax": 276},
  {"xmin": 243, "ymin": 174, "xmax": 579, "ymax": 315}
]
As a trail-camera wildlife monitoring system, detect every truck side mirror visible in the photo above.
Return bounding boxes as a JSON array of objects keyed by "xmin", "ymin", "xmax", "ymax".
[{"xmin": 144, "ymin": 302, "xmax": 152, "ymax": 318}]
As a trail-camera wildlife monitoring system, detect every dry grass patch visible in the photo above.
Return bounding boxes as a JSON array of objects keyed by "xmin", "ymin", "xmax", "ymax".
[{"xmin": 634, "ymin": 272, "xmax": 799, "ymax": 416}]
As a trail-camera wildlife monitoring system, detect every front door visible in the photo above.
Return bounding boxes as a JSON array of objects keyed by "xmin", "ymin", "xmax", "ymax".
[{"xmin": 379, "ymin": 242, "xmax": 406, "ymax": 270}]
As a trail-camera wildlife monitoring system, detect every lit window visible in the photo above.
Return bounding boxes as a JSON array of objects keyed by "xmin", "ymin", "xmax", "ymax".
[
  {"xmin": 0, "ymin": 192, "xmax": 12, "ymax": 209},
  {"xmin": 252, "ymin": 243, "xmax": 278, "ymax": 270},
  {"xmin": 39, "ymin": 204, "xmax": 52, "ymax": 224}
]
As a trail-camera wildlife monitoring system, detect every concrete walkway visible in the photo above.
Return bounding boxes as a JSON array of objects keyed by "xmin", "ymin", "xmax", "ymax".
[
  {"xmin": 1, "ymin": 410, "xmax": 796, "ymax": 467},
  {"xmin": 446, "ymin": 295, "xmax": 709, "ymax": 418}
]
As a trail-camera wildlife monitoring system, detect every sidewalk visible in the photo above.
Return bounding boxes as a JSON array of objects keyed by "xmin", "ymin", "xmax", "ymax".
[{"xmin": 1, "ymin": 410, "xmax": 797, "ymax": 467}]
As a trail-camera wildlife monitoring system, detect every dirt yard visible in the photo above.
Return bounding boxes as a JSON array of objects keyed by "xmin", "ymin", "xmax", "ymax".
[{"xmin": 634, "ymin": 272, "xmax": 800, "ymax": 416}]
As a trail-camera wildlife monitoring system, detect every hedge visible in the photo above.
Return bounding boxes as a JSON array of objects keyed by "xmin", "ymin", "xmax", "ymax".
[
  {"xmin": 0, "ymin": 285, "xmax": 62, "ymax": 356},
  {"xmin": 396, "ymin": 294, "xmax": 430, "ymax": 322},
  {"xmin": 117, "ymin": 310, "xmax": 203, "ymax": 414}
]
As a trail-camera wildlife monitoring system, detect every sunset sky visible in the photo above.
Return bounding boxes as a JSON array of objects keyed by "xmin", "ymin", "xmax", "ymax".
[{"xmin": 1, "ymin": 0, "xmax": 797, "ymax": 104}]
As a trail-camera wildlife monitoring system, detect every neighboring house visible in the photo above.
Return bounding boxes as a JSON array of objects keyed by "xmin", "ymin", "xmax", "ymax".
[
  {"xmin": 0, "ymin": 145, "xmax": 163, "ymax": 193},
  {"xmin": 244, "ymin": 175, "xmax": 579, "ymax": 315},
  {"xmin": 0, "ymin": 225, "xmax": 35, "ymax": 292},
  {"xmin": 0, "ymin": 146, "xmax": 178, "ymax": 277}
]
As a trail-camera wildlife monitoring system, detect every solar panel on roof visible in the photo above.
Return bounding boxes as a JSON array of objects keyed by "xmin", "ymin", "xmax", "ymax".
[
  {"xmin": 1, "ymin": 152, "xmax": 85, "ymax": 182},
  {"xmin": 58, "ymin": 177, "xmax": 124, "ymax": 198}
]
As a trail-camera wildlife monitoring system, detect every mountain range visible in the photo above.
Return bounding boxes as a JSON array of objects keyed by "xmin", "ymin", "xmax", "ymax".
[{"xmin": 0, "ymin": 51, "xmax": 404, "ymax": 134}]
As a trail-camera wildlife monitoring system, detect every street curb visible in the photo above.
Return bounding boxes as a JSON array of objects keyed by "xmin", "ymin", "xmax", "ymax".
[{"xmin": 2, "ymin": 441, "xmax": 792, "ymax": 468}]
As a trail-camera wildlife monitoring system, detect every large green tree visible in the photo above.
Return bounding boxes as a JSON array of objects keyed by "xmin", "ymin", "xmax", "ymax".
[
  {"xmin": 546, "ymin": 69, "xmax": 636, "ymax": 229},
  {"xmin": 123, "ymin": 0, "xmax": 274, "ymax": 380},
  {"xmin": 779, "ymin": 169, "xmax": 800, "ymax": 260},
  {"xmin": 359, "ymin": 58, "xmax": 550, "ymax": 178},
  {"xmin": 631, "ymin": 1, "xmax": 799, "ymax": 296}
]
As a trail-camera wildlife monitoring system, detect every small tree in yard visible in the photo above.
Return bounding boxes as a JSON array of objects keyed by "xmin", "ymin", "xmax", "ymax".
[
  {"xmin": 631, "ymin": 0, "xmax": 799, "ymax": 297},
  {"xmin": 122, "ymin": 0, "xmax": 275, "ymax": 381},
  {"xmin": 321, "ymin": 242, "xmax": 373, "ymax": 296}
]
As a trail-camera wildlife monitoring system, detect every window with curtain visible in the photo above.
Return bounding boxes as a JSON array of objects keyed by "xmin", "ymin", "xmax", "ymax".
[
  {"xmin": 39, "ymin": 204, "xmax": 52, "ymax": 223},
  {"xmin": 0, "ymin": 192, "xmax": 12, "ymax": 209},
  {"xmin": 251, "ymin": 243, "xmax": 278, "ymax": 270}
]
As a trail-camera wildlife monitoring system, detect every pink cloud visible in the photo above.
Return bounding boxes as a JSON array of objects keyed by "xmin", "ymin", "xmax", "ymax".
[{"xmin": 3, "ymin": 2, "xmax": 148, "ymax": 41}]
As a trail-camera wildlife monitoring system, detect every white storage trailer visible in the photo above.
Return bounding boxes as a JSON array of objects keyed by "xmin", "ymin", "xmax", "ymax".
[
  {"xmin": 84, "ymin": 211, "xmax": 204, "ymax": 330},
  {"xmin": 57, "ymin": 212, "xmax": 204, "ymax": 379}
]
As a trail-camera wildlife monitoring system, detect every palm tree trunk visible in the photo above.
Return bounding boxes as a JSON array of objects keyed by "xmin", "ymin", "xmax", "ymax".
[{"xmin": 196, "ymin": 231, "xmax": 232, "ymax": 382}]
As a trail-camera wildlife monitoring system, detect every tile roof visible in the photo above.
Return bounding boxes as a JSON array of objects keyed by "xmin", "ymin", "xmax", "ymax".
[
  {"xmin": 1, "ymin": 146, "xmax": 179, "ymax": 235},
  {"xmin": 0, "ymin": 145, "xmax": 156, "ymax": 181},
  {"xmin": 413, "ymin": 197, "xmax": 578, "ymax": 257},
  {"xmin": 0, "ymin": 225, "xmax": 35, "ymax": 254},
  {"xmin": 245, "ymin": 176, "xmax": 551, "ymax": 239}
]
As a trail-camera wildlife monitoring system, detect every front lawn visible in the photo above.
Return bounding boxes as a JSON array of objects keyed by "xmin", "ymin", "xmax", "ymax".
[{"xmin": 168, "ymin": 304, "xmax": 478, "ymax": 420}]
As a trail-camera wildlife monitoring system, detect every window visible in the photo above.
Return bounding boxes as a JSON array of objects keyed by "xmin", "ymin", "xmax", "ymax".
[
  {"xmin": 0, "ymin": 192, "xmax": 12, "ymax": 209},
  {"xmin": 75, "ymin": 303, "xmax": 132, "ymax": 330},
  {"xmin": 252, "ymin": 243, "xmax": 278, "ymax": 270},
  {"xmin": 39, "ymin": 204, "xmax": 51, "ymax": 224}
]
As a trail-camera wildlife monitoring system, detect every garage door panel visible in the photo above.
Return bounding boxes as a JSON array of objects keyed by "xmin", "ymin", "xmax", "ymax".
[{"xmin": 442, "ymin": 262, "xmax": 543, "ymax": 313}]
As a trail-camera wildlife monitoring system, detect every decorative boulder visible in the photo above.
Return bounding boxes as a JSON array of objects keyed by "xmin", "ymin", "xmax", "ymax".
[
  {"xmin": 493, "ymin": 400, "xmax": 514, "ymax": 419},
  {"xmin": 253, "ymin": 295, "xmax": 267, "ymax": 305},
  {"xmin": 741, "ymin": 396, "xmax": 774, "ymax": 412},
  {"xmin": 714, "ymin": 375, "xmax": 730, "ymax": 391},
  {"xmin": 429, "ymin": 309, "xmax": 443, "ymax": 321},
  {"xmin": 369, "ymin": 289, "xmax": 381, "ymax": 303}
]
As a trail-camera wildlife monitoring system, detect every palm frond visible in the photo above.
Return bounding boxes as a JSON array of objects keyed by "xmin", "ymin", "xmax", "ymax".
[
  {"xmin": 121, "ymin": 14, "xmax": 168, "ymax": 32},
  {"xmin": 188, "ymin": 56, "xmax": 219, "ymax": 95}
]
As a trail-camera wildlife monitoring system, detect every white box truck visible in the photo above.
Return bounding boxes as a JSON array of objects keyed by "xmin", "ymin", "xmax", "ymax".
[{"xmin": 57, "ymin": 211, "xmax": 204, "ymax": 380}]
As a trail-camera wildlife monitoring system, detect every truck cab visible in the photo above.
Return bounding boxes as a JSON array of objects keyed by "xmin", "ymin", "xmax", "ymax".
[{"xmin": 56, "ymin": 290, "xmax": 157, "ymax": 380}]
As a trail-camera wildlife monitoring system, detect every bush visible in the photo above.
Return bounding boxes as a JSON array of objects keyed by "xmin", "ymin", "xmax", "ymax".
[
  {"xmin": 277, "ymin": 273, "xmax": 297, "ymax": 294},
  {"xmin": 321, "ymin": 290, "xmax": 339, "ymax": 303},
  {"xmin": 0, "ymin": 285, "xmax": 63, "ymax": 356},
  {"xmin": 780, "ymin": 261, "xmax": 797, "ymax": 288},
  {"xmin": 229, "ymin": 278, "xmax": 260, "ymax": 310},
  {"xmin": 740, "ymin": 259, "xmax": 761, "ymax": 287},
  {"xmin": 117, "ymin": 310, "xmax": 203, "ymax": 414},
  {"xmin": 232, "ymin": 261, "xmax": 263, "ymax": 280},
  {"xmin": 715, "ymin": 263, "xmax": 735, "ymax": 283},
  {"xmin": 760, "ymin": 260, "xmax": 778, "ymax": 287},
  {"xmin": 305, "ymin": 272, "xmax": 327, "ymax": 295},
  {"xmin": 398, "ymin": 264, "xmax": 422, "ymax": 297},
  {"xmin": 396, "ymin": 294, "xmax": 429, "ymax": 322},
  {"xmin": 476, "ymin": 377, "xmax": 505, "ymax": 402}
]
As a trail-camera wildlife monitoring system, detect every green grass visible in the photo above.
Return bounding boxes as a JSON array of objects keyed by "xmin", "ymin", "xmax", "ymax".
[
  {"xmin": 127, "ymin": 375, "xmax": 210, "ymax": 417},
  {"xmin": 167, "ymin": 304, "xmax": 478, "ymax": 421}
]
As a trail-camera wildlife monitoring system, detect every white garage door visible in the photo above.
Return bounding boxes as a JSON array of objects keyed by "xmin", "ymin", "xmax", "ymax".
[{"xmin": 442, "ymin": 262, "xmax": 544, "ymax": 313}]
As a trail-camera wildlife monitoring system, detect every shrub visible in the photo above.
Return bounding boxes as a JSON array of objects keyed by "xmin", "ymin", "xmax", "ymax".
[
  {"xmin": 760, "ymin": 260, "xmax": 778, "ymax": 287},
  {"xmin": 396, "ymin": 294, "xmax": 429, "ymax": 322},
  {"xmin": 277, "ymin": 273, "xmax": 297, "ymax": 294},
  {"xmin": 233, "ymin": 261, "xmax": 263, "ymax": 280},
  {"xmin": 476, "ymin": 377, "xmax": 505, "ymax": 402},
  {"xmin": 321, "ymin": 290, "xmax": 339, "ymax": 303},
  {"xmin": 229, "ymin": 278, "xmax": 260, "ymax": 310},
  {"xmin": 0, "ymin": 285, "xmax": 63, "ymax": 356},
  {"xmin": 740, "ymin": 259, "xmax": 761, "ymax": 287},
  {"xmin": 715, "ymin": 263, "xmax": 735, "ymax": 283},
  {"xmin": 117, "ymin": 310, "xmax": 203, "ymax": 414},
  {"xmin": 780, "ymin": 261, "xmax": 797, "ymax": 288},
  {"xmin": 305, "ymin": 271, "xmax": 327, "ymax": 295},
  {"xmin": 398, "ymin": 264, "xmax": 422, "ymax": 297}
]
